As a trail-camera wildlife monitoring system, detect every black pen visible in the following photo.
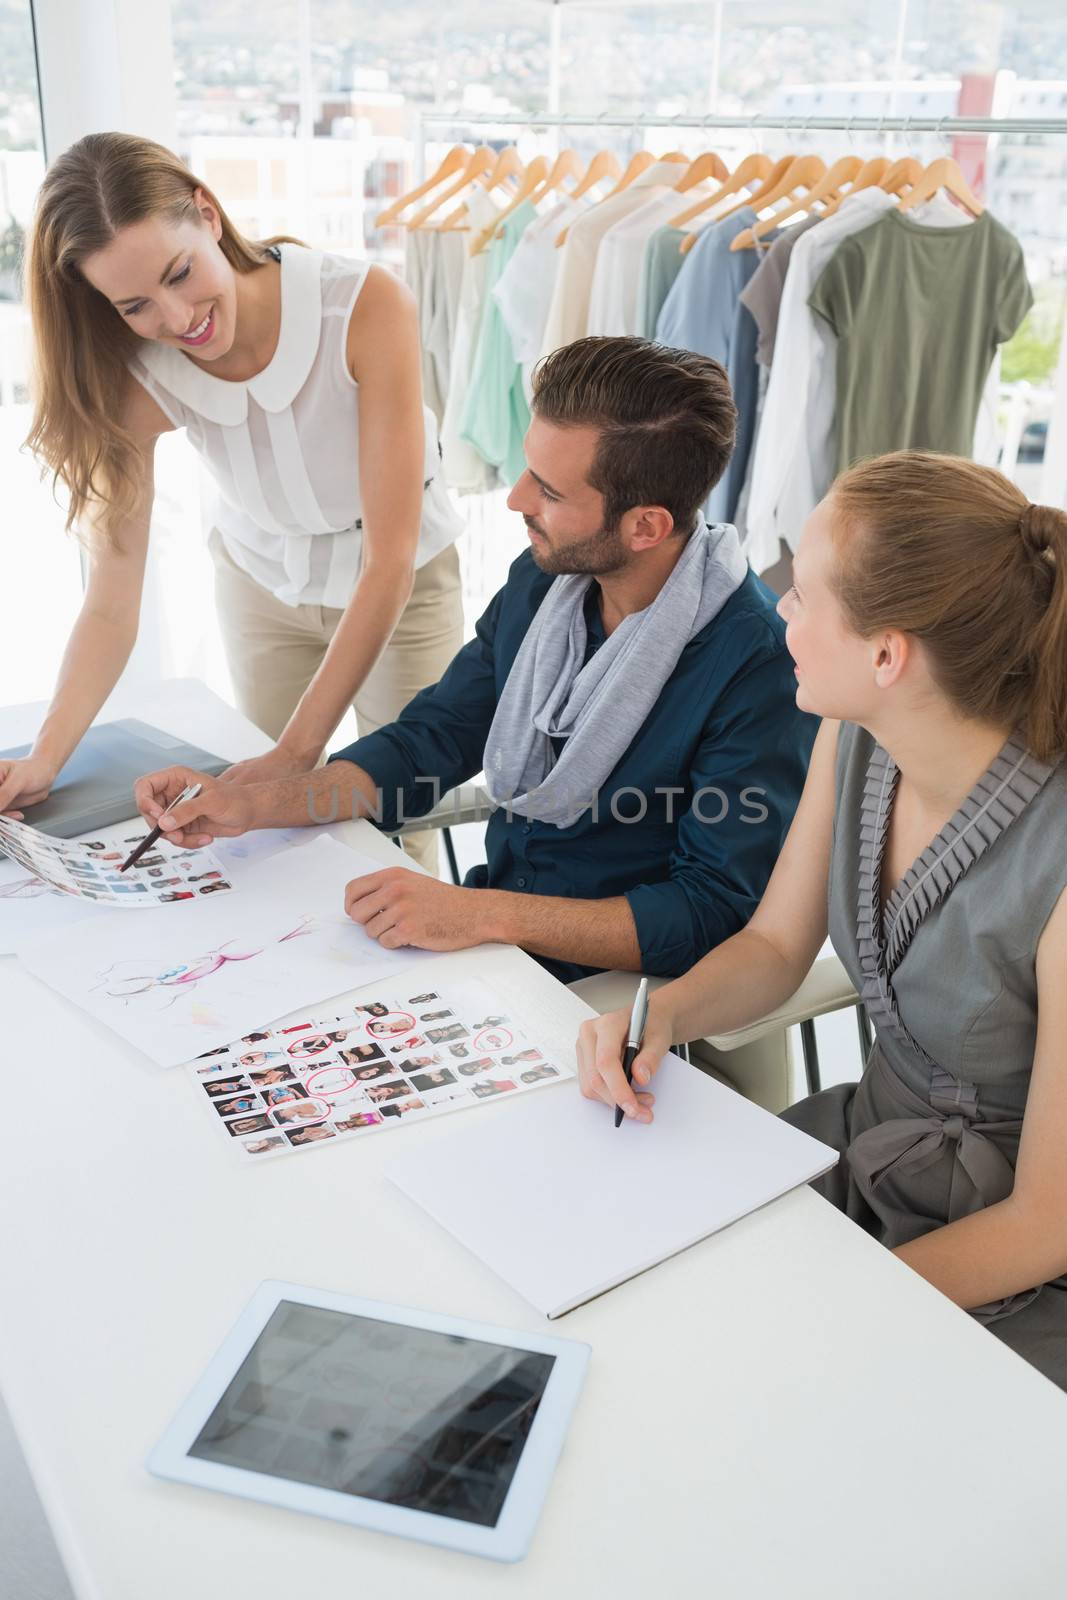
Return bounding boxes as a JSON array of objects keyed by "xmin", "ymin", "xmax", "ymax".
[
  {"xmin": 615, "ymin": 977, "xmax": 650, "ymax": 1128},
  {"xmin": 119, "ymin": 782, "xmax": 202, "ymax": 873}
]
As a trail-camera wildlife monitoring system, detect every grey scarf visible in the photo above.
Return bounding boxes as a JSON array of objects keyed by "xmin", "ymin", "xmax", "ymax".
[{"xmin": 483, "ymin": 523, "xmax": 748, "ymax": 828}]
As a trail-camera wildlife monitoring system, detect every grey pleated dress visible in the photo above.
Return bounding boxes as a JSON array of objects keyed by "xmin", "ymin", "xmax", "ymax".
[{"xmin": 782, "ymin": 721, "xmax": 1067, "ymax": 1389}]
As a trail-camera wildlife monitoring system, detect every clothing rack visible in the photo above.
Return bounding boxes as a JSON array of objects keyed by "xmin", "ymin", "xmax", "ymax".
[
  {"xmin": 412, "ymin": 104, "xmax": 1067, "ymax": 516},
  {"xmin": 418, "ymin": 110, "xmax": 1067, "ymax": 137}
]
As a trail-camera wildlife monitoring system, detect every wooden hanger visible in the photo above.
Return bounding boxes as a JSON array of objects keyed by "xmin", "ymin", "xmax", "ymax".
[
  {"xmin": 820, "ymin": 155, "xmax": 891, "ymax": 218},
  {"xmin": 484, "ymin": 145, "xmax": 525, "ymax": 191},
  {"xmin": 418, "ymin": 145, "xmax": 530, "ymax": 233},
  {"xmin": 567, "ymin": 148, "xmax": 623, "ymax": 202},
  {"xmin": 723, "ymin": 154, "xmax": 826, "ymax": 252},
  {"xmin": 676, "ymin": 150, "xmax": 730, "ymax": 193},
  {"xmin": 528, "ymin": 148, "xmax": 584, "ymax": 207},
  {"xmin": 437, "ymin": 199, "xmax": 476, "ymax": 232},
  {"xmin": 602, "ymin": 149, "xmax": 657, "ymax": 199},
  {"xmin": 555, "ymin": 150, "xmax": 688, "ymax": 247},
  {"xmin": 555, "ymin": 149, "xmax": 657, "ymax": 247},
  {"xmin": 406, "ymin": 145, "xmax": 496, "ymax": 229},
  {"xmin": 726, "ymin": 153, "xmax": 825, "ymax": 219},
  {"xmin": 898, "ymin": 155, "xmax": 985, "ymax": 217},
  {"xmin": 880, "ymin": 156, "xmax": 924, "ymax": 196},
  {"xmin": 436, "ymin": 145, "xmax": 533, "ymax": 234},
  {"xmin": 733, "ymin": 155, "xmax": 862, "ymax": 248},
  {"xmin": 470, "ymin": 155, "xmax": 550, "ymax": 254},
  {"xmin": 674, "ymin": 153, "xmax": 780, "ymax": 253},
  {"xmin": 375, "ymin": 144, "xmax": 468, "ymax": 227}
]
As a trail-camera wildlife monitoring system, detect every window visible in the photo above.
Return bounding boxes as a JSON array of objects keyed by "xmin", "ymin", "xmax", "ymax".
[{"xmin": 0, "ymin": 0, "xmax": 84, "ymax": 703}]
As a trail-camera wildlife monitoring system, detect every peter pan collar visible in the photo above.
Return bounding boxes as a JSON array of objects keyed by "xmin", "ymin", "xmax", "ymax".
[{"xmin": 133, "ymin": 244, "xmax": 324, "ymax": 426}]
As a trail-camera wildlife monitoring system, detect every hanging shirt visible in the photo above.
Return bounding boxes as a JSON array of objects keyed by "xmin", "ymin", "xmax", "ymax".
[
  {"xmin": 746, "ymin": 192, "xmax": 1006, "ymax": 564},
  {"xmin": 492, "ymin": 194, "xmax": 589, "ymax": 400},
  {"xmin": 586, "ymin": 188, "xmax": 704, "ymax": 337},
  {"xmin": 745, "ymin": 189, "xmax": 898, "ymax": 564},
  {"xmin": 129, "ymin": 243, "xmax": 462, "ymax": 610},
  {"xmin": 440, "ymin": 187, "xmax": 501, "ymax": 495},
  {"xmin": 459, "ymin": 199, "xmax": 538, "ymax": 486},
  {"xmin": 809, "ymin": 206, "xmax": 1032, "ymax": 473},
  {"xmin": 539, "ymin": 161, "xmax": 690, "ymax": 358},
  {"xmin": 404, "ymin": 230, "xmax": 441, "ymax": 421},
  {"xmin": 656, "ymin": 206, "xmax": 773, "ymax": 525},
  {"xmin": 421, "ymin": 232, "xmax": 465, "ymax": 429},
  {"xmin": 738, "ymin": 213, "xmax": 822, "ymax": 366},
  {"xmin": 636, "ymin": 224, "xmax": 687, "ymax": 337},
  {"xmin": 732, "ymin": 364, "xmax": 770, "ymax": 551}
]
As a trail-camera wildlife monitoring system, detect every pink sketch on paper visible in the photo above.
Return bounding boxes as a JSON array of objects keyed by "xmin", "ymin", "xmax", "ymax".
[
  {"xmin": 93, "ymin": 917, "xmax": 317, "ymax": 1009},
  {"xmin": 0, "ymin": 874, "xmax": 55, "ymax": 902}
]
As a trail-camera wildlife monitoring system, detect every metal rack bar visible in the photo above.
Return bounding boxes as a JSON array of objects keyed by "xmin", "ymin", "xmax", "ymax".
[{"xmin": 420, "ymin": 110, "xmax": 1067, "ymax": 137}]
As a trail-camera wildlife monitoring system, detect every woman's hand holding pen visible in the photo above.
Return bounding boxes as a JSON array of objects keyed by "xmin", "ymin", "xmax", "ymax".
[{"xmin": 576, "ymin": 999, "xmax": 674, "ymax": 1124}]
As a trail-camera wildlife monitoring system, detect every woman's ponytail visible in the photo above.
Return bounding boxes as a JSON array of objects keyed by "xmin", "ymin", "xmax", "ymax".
[{"xmin": 1018, "ymin": 502, "xmax": 1067, "ymax": 765}]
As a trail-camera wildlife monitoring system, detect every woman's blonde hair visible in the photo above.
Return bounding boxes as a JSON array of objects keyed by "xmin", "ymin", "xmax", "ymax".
[
  {"xmin": 24, "ymin": 131, "xmax": 300, "ymax": 541},
  {"xmin": 830, "ymin": 450, "xmax": 1067, "ymax": 764}
]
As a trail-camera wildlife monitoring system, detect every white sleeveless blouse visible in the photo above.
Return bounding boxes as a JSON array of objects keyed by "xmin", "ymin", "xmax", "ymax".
[{"xmin": 128, "ymin": 244, "xmax": 463, "ymax": 609}]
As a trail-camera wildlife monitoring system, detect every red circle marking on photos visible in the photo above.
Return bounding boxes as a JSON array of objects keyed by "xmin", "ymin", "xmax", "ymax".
[
  {"xmin": 270, "ymin": 1095, "xmax": 332, "ymax": 1128},
  {"xmin": 305, "ymin": 1065, "xmax": 362, "ymax": 1104},
  {"xmin": 365, "ymin": 1010, "xmax": 415, "ymax": 1038},
  {"xmin": 474, "ymin": 1027, "xmax": 514, "ymax": 1053}
]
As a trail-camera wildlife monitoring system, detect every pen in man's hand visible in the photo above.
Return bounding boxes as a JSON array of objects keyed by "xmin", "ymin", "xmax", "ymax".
[
  {"xmin": 119, "ymin": 783, "xmax": 202, "ymax": 873},
  {"xmin": 615, "ymin": 977, "xmax": 650, "ymax": 1129}
]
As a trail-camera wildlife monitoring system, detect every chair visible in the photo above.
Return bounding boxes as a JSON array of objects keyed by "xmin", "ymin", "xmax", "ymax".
[{"xmin": 389, "ymin": 782, "xmax": 494, "ymax": 884}]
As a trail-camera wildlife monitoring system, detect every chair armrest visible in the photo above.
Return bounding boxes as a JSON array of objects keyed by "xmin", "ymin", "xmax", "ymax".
[
  {"xmin": 567, "ymin": 970, "xmax": 673, "ymax": 1018},
  {"xmin": 703, "ymin": 955, "xmax": 859, "ymax": 1052},
  {"xmin": 391, "ymin": 783, "xmax": 496, "ymax": 835},
  {"xmin": 570, "ymin": 957, "xmax": 859, "ymax": 1051}
]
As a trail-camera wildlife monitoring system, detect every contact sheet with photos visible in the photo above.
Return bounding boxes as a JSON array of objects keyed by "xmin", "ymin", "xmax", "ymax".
[
  {"xmin": 0, "ymin": 813, "xmax": 234, "ymax": 908},
  {"xmin": 189, "ymin": 979, "xmax": 571, "ymax": 1163}
]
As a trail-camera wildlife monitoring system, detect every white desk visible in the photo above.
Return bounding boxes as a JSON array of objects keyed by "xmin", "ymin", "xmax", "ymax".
[{"xmin": 2, "ymin": 680, "xmax": 1067, "ymax": 1600}]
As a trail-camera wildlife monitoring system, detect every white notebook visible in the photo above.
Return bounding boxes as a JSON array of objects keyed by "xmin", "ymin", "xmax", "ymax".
[{"xmin": 388, "ymin": 1053, "xmax": 838, "ymax": 1318}]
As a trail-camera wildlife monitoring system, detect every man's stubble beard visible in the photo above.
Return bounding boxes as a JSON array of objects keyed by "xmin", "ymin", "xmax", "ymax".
[{"xmin": 525, "ymin": 518, "xmax": 628, "ymax": 577}]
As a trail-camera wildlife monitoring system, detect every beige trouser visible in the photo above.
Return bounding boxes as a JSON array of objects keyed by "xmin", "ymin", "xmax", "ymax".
[{"xmin": 211, "ymin": 534, "xmax": 465, "ymax": 876}]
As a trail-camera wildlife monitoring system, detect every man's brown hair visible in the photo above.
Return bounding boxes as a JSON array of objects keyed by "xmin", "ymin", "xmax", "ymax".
[{"xmin": 531, "ymin": 335, "xmax": 737, "ymax": 535}]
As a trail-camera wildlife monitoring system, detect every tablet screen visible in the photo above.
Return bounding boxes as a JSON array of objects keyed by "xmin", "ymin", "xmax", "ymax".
[{"xmin": 188, "ymin": 1301, "xmax": 557, "ymax": 1528}]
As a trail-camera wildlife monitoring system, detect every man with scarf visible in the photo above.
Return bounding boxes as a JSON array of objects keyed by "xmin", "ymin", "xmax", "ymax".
[{"xmin": 135, "ymin": 337, "xmax": 816, "ymax": 985}]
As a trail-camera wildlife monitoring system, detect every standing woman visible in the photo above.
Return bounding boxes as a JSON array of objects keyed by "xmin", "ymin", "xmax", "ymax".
[{"xmin": 2, "ymin": 132, "xmax": 464, "ymax": 868}]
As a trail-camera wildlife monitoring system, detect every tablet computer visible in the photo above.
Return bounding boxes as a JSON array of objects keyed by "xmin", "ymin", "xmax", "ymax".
[
  {"xmin": 0, "ymin": 719, "xmax": 227, "ymax": 839},
  {"xmin": 148, "ymin": 1281, "xmax": 589, "ymax": 1563}
]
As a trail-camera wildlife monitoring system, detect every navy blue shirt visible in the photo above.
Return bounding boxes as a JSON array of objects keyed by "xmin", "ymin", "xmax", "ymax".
[{"xmin": 332, "ymin": 550, "xmax": 816, "ymax": 985}]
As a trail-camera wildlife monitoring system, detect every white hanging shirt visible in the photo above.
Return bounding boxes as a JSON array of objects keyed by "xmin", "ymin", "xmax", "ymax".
[
  {"xmin": 493, "ymin": 195, "xmax": 589, "ymax": 365},
  {"xmin": 585, "ymin": 186, "xmax": 706, "ymax": 337},
  {"xmin": 492, "ymin": 194, "xmax": 590, "ymax": 401},
  {"xmin": 439, "ymin": 186, "xmax": 501, "ymax": 496},
  {"xmin": 129, "ymin": 244, "xmax": 462, "ymax": 610},
  {"xmin": 539, "ymin": 160, "xmax": 689, "ymax": 359}
]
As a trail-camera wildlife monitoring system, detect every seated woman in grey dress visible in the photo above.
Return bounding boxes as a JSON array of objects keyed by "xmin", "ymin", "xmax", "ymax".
[{"xmin": 576, "ymin": 450, "xmax": 1067, "ymax": 1391}]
